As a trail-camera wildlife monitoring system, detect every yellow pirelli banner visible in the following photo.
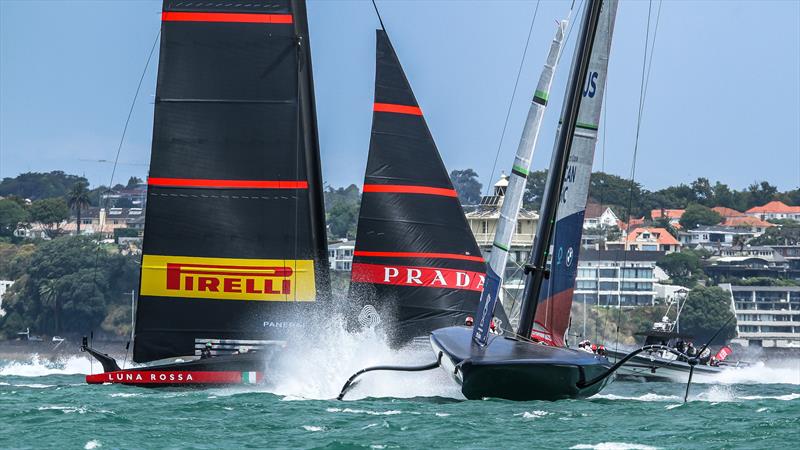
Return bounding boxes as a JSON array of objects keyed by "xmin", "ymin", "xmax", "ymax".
[{"xmin": 140, "ymin": 255, "xmax": 316, "ymax": 302}]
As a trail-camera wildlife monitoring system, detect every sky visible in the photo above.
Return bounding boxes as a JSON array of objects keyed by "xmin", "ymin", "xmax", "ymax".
[{"xmin": 1, "ymin": 0, "xmax": 799, "ymax": 194}]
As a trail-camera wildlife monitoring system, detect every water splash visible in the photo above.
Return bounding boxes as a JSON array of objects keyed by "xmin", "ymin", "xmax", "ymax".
[
  {"xmin": 0, "ymin": 354, "xmax": 93, "ymax": 377},
  {"xmin": 267, "ymin": 320, "xmax": 462, "ymax": 400},
  {"xmin": 570, "ymin": 443, "xmax": 659, "ymax": 450},
  {"xmin": 697, "ymin": 361, "xmax": 800, "ymax": 385}
]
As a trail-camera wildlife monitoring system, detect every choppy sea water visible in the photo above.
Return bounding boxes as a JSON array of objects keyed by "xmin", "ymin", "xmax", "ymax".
[{"xmin": 1, "ymin": 333, "xmax": 798, "ymax": 449}]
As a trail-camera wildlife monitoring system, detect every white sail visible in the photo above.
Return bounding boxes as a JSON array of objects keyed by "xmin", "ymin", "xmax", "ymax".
[
  {"xmin": 473, "ymin": 18, "xmax": 569, "ymax": 346},
  {"xmin": 532, "ymin": 0, "xmax": 619, "ymax": 347}
]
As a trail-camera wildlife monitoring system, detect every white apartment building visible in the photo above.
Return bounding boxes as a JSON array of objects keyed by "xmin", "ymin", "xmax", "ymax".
[{"xmin": 722, "ymin": 283, "xmax": 800, "ymax": 349}]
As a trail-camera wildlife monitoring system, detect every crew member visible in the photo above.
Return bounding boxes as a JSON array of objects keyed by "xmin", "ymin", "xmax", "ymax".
[
  {"xmin": 686, "ymin": 342, "xmax": 698, "ymax": 358},
  {"xmin": 465, "ymin": 316, "xmax": 474, "ymax": 327},
  {"xmin": 201, "ymin": 342, "xmax": 213, "ymax": 359}
]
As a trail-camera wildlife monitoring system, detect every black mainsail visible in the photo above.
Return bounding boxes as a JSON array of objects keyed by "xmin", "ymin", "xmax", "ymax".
[
  {"xmin": 132, "ymin": 0, "xmax": 329, "ymax": 363},
  {"xmin": 349, "ymin": 30, "xmax": 500, "ymax": 343}
]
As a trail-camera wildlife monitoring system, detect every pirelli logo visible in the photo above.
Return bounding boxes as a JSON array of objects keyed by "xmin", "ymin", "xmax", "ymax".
[{"xmin": 140, "ymin": 255, "xmax": 316, "ymax": 302}]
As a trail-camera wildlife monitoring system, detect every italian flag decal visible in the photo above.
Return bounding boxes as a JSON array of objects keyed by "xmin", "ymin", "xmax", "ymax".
[{"xmin": 242, "ymin": 371, "xmax": 259, "ymax": 384}]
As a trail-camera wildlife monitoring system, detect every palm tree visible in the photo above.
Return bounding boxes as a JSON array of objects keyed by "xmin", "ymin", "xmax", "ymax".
[
  {"xmin": 67, "ymin": 181, "xmax": 91, "ymax": 235},
  {"xmin": 39, "ymin": 280, "xmax": 59, "ymax": 335}
]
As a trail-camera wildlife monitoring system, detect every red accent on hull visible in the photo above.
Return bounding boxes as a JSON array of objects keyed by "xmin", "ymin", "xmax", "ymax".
[
  {"xmin": 373, "ymin": 102, "xmax": 423, "ymax": 115},
  {"xmin": 86, "ymin": 370, "xmax": 263, "ymax": 385},
  {"xmin": 161, "ymin": 12, "xmax": 293, "ymax": 24},
  {"xmin": 354, "ymin": 250, "xmax": 483, "ymax": 263},
  {"xmin": 362, "ymin": 184, "xmax": 457, "ymax": 197},
  {"xmin": 148, "ymin": 177, "xmax": 308, "ymax": 189}
]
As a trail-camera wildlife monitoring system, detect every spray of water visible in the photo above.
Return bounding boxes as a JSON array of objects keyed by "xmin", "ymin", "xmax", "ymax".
[
  {"xmin": 266, "ymin": 318, "xmax": 462, "ymax": 400},
  {"xmin": 694, "ymin": 360, "xmax": 800, "ymax": 385},
  {"xmin": 0, "ymin": 354, "xmax": 94, "ymax": 377}
]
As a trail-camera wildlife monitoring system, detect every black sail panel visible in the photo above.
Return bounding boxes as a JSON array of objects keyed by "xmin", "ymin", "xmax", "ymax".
[
  {"xmin": 133, "ymin": 0, "xmax": 328, "ymax": 363},
  {"xmin": 350, "ymin": 30, "xmax": 497, "ymax": 343}
]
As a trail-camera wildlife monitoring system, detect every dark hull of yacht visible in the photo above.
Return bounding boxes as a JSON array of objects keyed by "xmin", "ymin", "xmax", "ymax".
[{"xmin": 430, "ymin": 327, "xmax": 613, "ymax": 401}]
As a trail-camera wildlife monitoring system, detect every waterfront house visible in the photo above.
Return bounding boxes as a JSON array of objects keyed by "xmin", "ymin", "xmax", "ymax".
[
  {"xmin": 678, "ymin": 225, "xmax": 759, "ymax": 248},
  {"xmin": 328, "ymin": 240, "xmax": 355, "ymax": 271},
  {"xmin": 583, "ymin": 202, "xmax": 620, "ymax": 230},
  {"xmin": 650, "ymin": 208, "xmax": 684, "ymax": 227},
  {"xmin": 746, "ymin": 200, "xmax": 800, "ymax": 222},
  {"xmin": 624, "ymin": 227, "xmax": 680, "ymax": 253},
  {"xmin": 721, "ymin": 283, "xmax": 800, "ymax": 350},
  {"xmin": 573, "ymin": 249, "xmax": 667, "ymax": 307}
]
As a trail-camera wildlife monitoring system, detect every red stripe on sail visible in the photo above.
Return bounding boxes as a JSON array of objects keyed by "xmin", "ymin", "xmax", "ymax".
[
  {"xmin": 161, "ymin": 12, "xmax": 293, "ymax": 24},
  {"xmin": 354, "ymin": 250, "xmax": 484, "ymax": 263},
  {"xmin": 362, "ymin": 184, "xmax": 457, "ymax": 197},
  {"xmin": 148, "ymin": 177, "xmax": 308, "ymax": 189},
  {"xmin": 351, "ymin": 262, "xmax": 485, "ymax": 292},
  {"xmin": 373, "ymin": 102, "xmax": 423, "ymax": 115}
]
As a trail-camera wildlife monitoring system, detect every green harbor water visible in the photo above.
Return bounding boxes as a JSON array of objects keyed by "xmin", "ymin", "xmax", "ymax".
[{"xmin": 1, "ymin": 352, "xmax": 798, "ymax": 449}]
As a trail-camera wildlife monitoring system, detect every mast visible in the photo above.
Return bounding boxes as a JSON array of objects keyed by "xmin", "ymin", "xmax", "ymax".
[
  {"xmin": 292, "ymin": 0, "xmax": 331, "ymax": 299},
  {"xmin": 533, "ymin": 0, "xmax": 618, "ymax": 346},
  {"xmin": 516, "ymin": 0, "xmax": 605, "ymax": 340},
  {"xmin": 472, "ymin": 19, "xmax": 569, "ymax": 345}
]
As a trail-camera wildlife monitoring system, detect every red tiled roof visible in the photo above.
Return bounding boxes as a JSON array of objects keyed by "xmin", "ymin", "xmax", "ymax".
[
  {"xmin": 650, "ymin": 209, "xmax": 684, "ymax": 220},
  {"xmin": 746, "ymin": 200, "xmax": 800, "ymax": 214},
  {"xmin": 626, "ymin": 227, "xmax": 680, "ymax": 245},
  {"xmin": 712, "ymin": 206, "xmax": 745, "ymax": 217},
  {"xmin": 723, "ymin": 216, "xmax": 775, "ymax": 228}
]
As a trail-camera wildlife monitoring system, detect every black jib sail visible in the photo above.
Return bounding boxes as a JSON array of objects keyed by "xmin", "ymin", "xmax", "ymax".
[
  {"xmin": 133, "ymin": 0, "xmax": 329, "ymax": 363},
  {"xmin": 349, "ymin": 30, "xmax": 505, "ymax": 343}
]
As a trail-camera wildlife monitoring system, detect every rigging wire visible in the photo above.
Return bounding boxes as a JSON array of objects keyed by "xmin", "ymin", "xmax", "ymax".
[
  {"xmin": 370, "ymin": 0, "xmax": 386, "ymax": 31},
  {"xmin": 613, "ymin": 0, "xmax": 662, "ymax": 355},
  {"xmin": 89, "ymin": 28, "xmax": 160, "ymax": 357},
  {"xmin": 483, "ymin": 0, "xmax": 541, "ymax": 197}
]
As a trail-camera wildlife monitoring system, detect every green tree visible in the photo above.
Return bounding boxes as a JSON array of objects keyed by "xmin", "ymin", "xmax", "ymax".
[
  {"xmin": 750, "ymin": 222, "xmax": 800, "ymax": 245},
  {"xmin": 657, "ymin": 251, "xmax": 704, "ymax": 287},
  {"xmin": 690, "ymin": 177, "xmax": 714, "ymax": 206},
  {"xmin": 67, "ymin": 181, "xmax": 91, "ymax": 235},
  {"xmin": 0, "ymin": 171, "xmax": 88, "ymax": 200},
  {"xmin": 652, "ymin": 217, "xmax": 679, "ymax": 239},
  {"xmin": 522, "ymin": 170, "xmax": 548, "ymax": 211},
  {"xmin": 711, "ymin": 182, "xmax": 739, "ymax": 210},
  {"xmin": 679, "ymin": 203, "xmax": 723, "ymax": 230},
  {"xmin": 28, "ymin": 198, "xmax": 69, "ymax": 238},
  {"xmin": 324, "ymin": 184, "xmax": 361, "ymax": 239},
  {"xmin": 38, "ymin": 280, "xmax": 60, "ymax": 335},
  {"xmin": 449, "ymin": 169, "xmax": 483, "ymax": 206},
  {"xmin": 328, "ymin": 202, "xmax": 358, "ymax": 239},
  {"xmin": 0, "ymin": 236, "xmax": 138, "ymax": 337},
  {"xmin": 0, "ymin": 199, "xmax": 29, "ymax": 237},
  {"xmin": 679, "ymin": 286, "xmax": 737, "ymax": 344},
  {"xmin": 126, "ymin": 176, "xmax": 143, "ymax": 188},
  {"xmin": 650, "ymin": 183, "xmax": 697, "ymax": 209},
  {"xmin": 746, "ymin": 181, "xmax": 778, "ymax": 208}
]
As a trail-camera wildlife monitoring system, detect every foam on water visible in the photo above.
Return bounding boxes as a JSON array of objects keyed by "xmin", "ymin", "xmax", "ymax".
[
  {"xmin": 84, "ymin": 440, "xmax": 102, "ymax": 449},
  {"xmin": 0, "ymin": 354, "xmax": 93, "ymax": 377},
  {"xmin": 571, "ymin": 444, "xmax": 659, "ymax": 450},
  {"xmin": 698, "ymin": 360, "xmax": 800, "ymax": 385},
  {"xmin": 267, "ymin": 320, "xmax": 462, "ymax": 400}
]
